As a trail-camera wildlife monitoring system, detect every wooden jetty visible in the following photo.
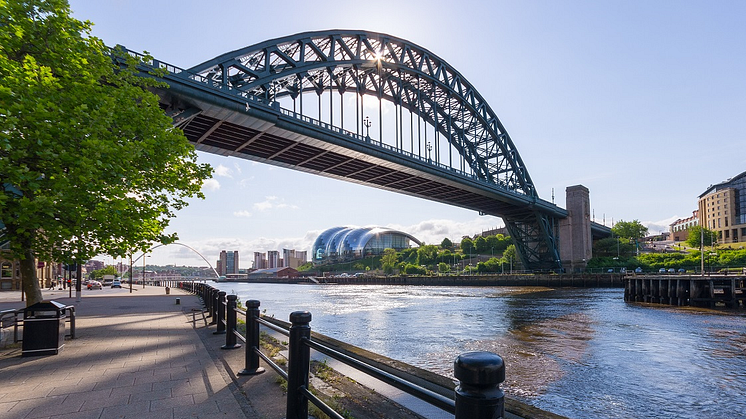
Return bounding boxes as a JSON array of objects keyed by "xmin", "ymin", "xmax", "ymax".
[{"xmin": 624, "ymin": 275, "xmax": 746, "ymax": 309}]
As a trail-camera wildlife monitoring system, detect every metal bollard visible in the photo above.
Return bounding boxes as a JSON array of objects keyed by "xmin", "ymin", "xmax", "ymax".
[
  {"xmin": 214, "ymin": 291, "xmax": 226, "ymax": 334},
  {"xmin": 238, "ymin": 300, "xmax": 265, "ymax": 375},
  {"xmin": 454, "ymin": 351, "xmax": 505, "ymax": 419},
  {"xmin": 222, "ymin": 295, "xmax": 241, "ymax": 349},
  {"xmin": 286, "ymin": 311, "xmax": 312, "ymax": 419}
]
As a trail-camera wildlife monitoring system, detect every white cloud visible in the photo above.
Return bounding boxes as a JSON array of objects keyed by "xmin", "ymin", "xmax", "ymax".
[
  {"xmin": 233, "ymin": 210, "xmax": 252, "ymax": 218},
  {"xmin": 388, "ymin": 217, "xmax": 503, "ymax": 245},
  {"xmin": 643, "ymin": 216, "xmax": 680, "ymax": 236},
  {"xmin": 214, "ymin": 164, "xmax": 233, "ymax": 178},
  {"xmin": 202, "ymin": 178, "xmax": 220, "ymax": 191},
  {"xmin": 253, "ymin": 196, "xmax": 299, "ymax": 211}
]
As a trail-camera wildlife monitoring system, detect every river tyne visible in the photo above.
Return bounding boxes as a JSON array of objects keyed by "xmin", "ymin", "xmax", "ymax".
[{"xmin": 210, "ymin": 282, "xmax": 746, "ymax": 419}]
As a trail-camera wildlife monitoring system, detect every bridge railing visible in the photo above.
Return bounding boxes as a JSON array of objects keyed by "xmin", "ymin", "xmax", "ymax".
[{"xmin": 178, "ymin": 282, "xmax": 506, "ymax": 419}]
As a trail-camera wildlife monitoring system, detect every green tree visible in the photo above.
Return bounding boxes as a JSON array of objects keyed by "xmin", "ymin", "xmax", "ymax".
[
  {"xmin": 593, "ymin": 237, "xmax": 636, "ymax": 258},
  {"xmin": 90, "ymin": 265, "xmax": 117, "ymax": 280},
  {"xmin": 416, "ymin": 244, "xmax": 439, "ymax": 266},
  {"xmin": 685, "ymin": 226, "xmax": 718, "ymax": 248},
  {"xmin": 503, "ymin": 244, "xmax": 518, "ymax": 271},
  {"xmin": 0, "ymin": 0, "xmax": 212, "ymax": 305},
  {"xmin": 440, "ymin": 237, "xmax": 453, "ymax": 250},
  {"xmin": 437, "ymin": 262, "xmax": 450, "ymax": 273},
  {"xmin": 460, "ymin": 237, "xmax": 475, "ymax": 255},
  {"xmin": 381, "ymin": 248, "xmax": 398, "ymax": 274},
  {"xmin": 612, "ymin": 220, "xmax": 649, "ymax": 240},
  {"xmin": 474, "ymin": 236, "xmax": 488, "ymax": 254}
]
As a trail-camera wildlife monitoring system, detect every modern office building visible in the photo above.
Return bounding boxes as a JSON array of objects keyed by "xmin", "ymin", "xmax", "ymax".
[
  {"xmin": 312, "ymin": 226, "xmax": 421, "ymax": 265},
  {"xmin": 698, "ymin": 170, "xmax": 746, "ymax": 244},
  {"xmin": 217, "ymin": 250, "xmax": 239, "ymax": 276}
]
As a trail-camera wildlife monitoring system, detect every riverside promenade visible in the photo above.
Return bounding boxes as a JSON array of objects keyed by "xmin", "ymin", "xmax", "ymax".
[{"xmin": 0, "ymin": 286, "xmax": 286, "ymax": 419}]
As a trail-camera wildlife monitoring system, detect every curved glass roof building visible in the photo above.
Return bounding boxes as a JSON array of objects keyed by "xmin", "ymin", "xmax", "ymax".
[{"xmin": 312, "ymin": 227, "xmax": 421, "ymax": 265}]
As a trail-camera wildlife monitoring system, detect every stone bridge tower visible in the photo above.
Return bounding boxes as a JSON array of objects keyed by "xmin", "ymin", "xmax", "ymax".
[{"xmin": 559, "ymin": 185, "xmax": 592, "ymax": 272}]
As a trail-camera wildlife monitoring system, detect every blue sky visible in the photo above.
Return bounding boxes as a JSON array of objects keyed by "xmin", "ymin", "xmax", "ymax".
[{"xmin": 68, "ymin": 0, "xmax": 746, "ymax": 268}]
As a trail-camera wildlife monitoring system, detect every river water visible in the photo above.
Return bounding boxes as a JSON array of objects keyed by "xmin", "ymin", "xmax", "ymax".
[{"xmin": 210, "ymin": 282, "xmax": 746, "ymax": 419}]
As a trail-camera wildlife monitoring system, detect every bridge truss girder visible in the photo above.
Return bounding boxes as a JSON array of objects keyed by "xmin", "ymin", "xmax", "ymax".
[
  {"xmin": 504, "ymin": 211, "xmax": 563, "ymax": 271},
  {"xmin": 187, "ymin": 30, "xmax": 536, "ymax": 197}
]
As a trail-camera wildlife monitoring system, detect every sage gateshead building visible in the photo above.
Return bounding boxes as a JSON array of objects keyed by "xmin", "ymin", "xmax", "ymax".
[{"xmin": 312, "ymin": 227, "xmax": 421, "ymax": 265}]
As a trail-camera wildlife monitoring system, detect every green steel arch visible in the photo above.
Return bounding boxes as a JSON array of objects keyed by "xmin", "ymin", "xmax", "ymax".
[{"xmin": 187, "ymin": 30, "xmax": 536, "ymax": 198}]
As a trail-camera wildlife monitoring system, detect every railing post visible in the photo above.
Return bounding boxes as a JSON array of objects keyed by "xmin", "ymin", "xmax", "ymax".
[
  {"xmin": 222, "ymin": 295, "xmax": 241, "ymax": 349},
  {"xmin": 209, "ymin": 288, "xmax": 218, "ymax": 324},
  {"xmin": 239, "ymin": 300, "xmax": 265, "ymax": 376},
  {"xmin": 454, "ymin": 351, "xmax": 505, "ymax": 419},
  {"xmin": 214, "ymin": 291, "xmax": 226, "ymax": 334},
  {"xmin": 204, "ymin": 286, "xmax": 213, "ymax": 318},
  {"xmin": 286, "ymin": 311, "xmax": 312, "ymax": 419}
]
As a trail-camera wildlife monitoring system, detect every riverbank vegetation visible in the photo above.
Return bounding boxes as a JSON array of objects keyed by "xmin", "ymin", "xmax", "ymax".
[{"xmin": 301, "ymin": 223, "xmax": 746, "ymax": 276}]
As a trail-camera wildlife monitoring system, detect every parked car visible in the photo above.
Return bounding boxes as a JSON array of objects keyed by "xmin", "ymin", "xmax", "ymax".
[
  {"xmin": 667, "ymin": 268, "xmax": 676, "ymax": 274},
  {"xmin": 635, "ymin": 267, "xmax": 643, "ymax": 273},
  {"xmin": 111, "ymin": 279, "xmax": 122, "ymax": 288},
  {"xmin": 658, "ymin": 268, "xmax": 667, "ymax": 274},
  {"xmin": 87, "ymin": 280, "xmax": 102, "ymax": 290},
  {"xmin": 677, "ymin": 268, "xmax": 686, "ymax": 274}
]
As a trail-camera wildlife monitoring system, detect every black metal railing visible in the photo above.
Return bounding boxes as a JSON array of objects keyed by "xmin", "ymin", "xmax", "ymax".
[{"xmin": 178, "ymin": 282, "xmax": 506, "ymax": 419}]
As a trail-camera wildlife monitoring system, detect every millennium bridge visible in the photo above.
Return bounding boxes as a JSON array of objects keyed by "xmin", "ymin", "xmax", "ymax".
[{"xmin": 120, "ymin": 30, "xmax": 611, "ymax": 271}]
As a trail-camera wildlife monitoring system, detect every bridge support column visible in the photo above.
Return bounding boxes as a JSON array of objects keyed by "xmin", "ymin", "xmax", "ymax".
[{"xmin": 559, "ymin": 185, "xmax": 592, "ymax": 272}]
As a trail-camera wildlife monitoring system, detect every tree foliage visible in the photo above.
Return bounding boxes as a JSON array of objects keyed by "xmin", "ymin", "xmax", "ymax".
[
  {"xmin": 89, "ymin": 265, "xmax": 117, "ymax": 280},
  {"xmin": 416, "ymin": 244, "xmax": 439, "ymax": 266},
  {"xmin": 685, "ymin": 226, "xmax": 718, "ymax": 248},
  {"xmin": 612, "ymin": 220, "xmax": 648, "ymax": 240},
  {"xmin": 460, "ymin": 237, "xmax": 474, "ymax": 254},
  {"xmin": 0, "ymin": 0, "xmax": 212, "ymax": 304},
  {"xmin": 381, "ymin": 248, "xmax": 398, "ymax": 274}
]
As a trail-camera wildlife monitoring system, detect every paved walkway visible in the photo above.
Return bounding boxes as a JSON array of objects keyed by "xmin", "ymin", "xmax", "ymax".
[{"xmin": 0, "ymin": 287, "xmax": 265, "ymax": 419}]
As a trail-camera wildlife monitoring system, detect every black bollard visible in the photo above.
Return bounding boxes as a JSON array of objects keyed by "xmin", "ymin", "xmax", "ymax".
[
  {"xmin": 238, "ymin": 300, "xmax": 265, "ymax": 375},
  {"xmin": 222, "ymin": 295, "xmax": 241, "ymax": 349},
  {"xmin": 454, "ymin": 351, "xmax": 505, "ymax": 419},
  {"xmin": 286, "ymin": 311, "xmax": 312, "ymax": 419},
  {"xmin": 214, "ymin": 291, "xmax": 226, "ymax": 334}
]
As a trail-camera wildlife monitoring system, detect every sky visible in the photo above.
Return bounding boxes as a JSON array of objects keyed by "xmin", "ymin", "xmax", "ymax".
[{"xmin": 67, "ymin": 0, "xmax": 746, "ymax": 268}]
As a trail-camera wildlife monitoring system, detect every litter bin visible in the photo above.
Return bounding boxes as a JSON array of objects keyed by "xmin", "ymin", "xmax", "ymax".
[
  {"xmin": 165, "ymin": 286, "xmax": 170, "ymax": 295},
  {"xmin": 22, "ymin": 300, "xmax": 66, "ymax": 357}
]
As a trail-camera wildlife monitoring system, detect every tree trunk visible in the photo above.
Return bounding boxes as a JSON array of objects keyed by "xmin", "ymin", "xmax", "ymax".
[{"xmin": 20, "ymin": 248, "xmax": 42, "ymax": 306}]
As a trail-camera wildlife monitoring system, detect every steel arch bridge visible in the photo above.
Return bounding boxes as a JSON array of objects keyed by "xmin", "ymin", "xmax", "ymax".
[{"xmin": 125, "ymin": 30, "xmax": 609, "ymax": 271}]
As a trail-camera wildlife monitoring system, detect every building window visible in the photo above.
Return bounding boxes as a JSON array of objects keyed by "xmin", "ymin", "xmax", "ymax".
[{"xmin": 1, "ymin": 262, "xmax": 12, "ymax": 278}]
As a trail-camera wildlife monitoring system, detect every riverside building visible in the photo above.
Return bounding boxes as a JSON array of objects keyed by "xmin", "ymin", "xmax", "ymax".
[
  {"xmin": 312, "ymin": 226, "xmax": 420, "ymax": 265},
  {"xmin": 698, "ymin": 170, "xmax": 746, "ymax": 244}
]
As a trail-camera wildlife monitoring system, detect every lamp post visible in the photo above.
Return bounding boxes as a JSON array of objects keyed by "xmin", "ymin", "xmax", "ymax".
[
  {"xmin": 129, "ymin": 255, "xmax": 133, "ymax": 294},
  {"xmin": 363, "ymin": 116, "xmax": 371, "ymax": 139},
  {"xmin": 142, "ymin": 255, "xmax": 150, "ymax": 289},
  {"xmin": 426, "ymin": 142, "xmax": 432, "ymax": 161}
]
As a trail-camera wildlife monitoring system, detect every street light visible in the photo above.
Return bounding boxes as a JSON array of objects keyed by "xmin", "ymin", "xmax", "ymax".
[
  {"xmin": 142, "ymin": 255, "xmax": 150, "ymax": 289},
  {"xmin": 426, "ymin": 142, "xmax": 432, "ymax": 161},
  {"xmin": 363, "ymin": 116, "xmax": 372, "ymax": 139}
]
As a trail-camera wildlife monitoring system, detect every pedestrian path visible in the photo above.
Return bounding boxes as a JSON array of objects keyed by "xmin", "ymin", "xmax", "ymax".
[{"xmin": 0, "ymin": 288, "xmax": 258, "ymax": 419}]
